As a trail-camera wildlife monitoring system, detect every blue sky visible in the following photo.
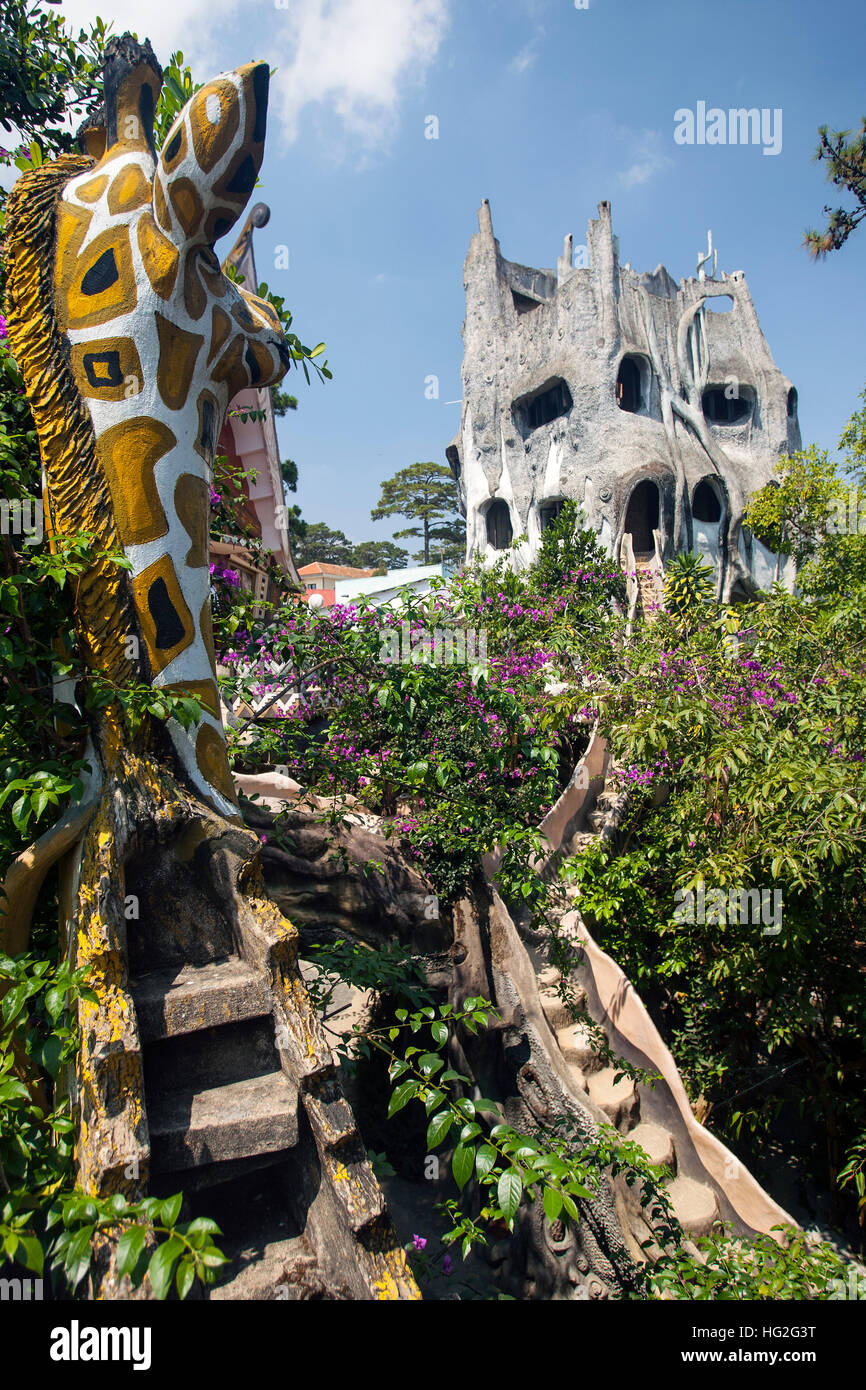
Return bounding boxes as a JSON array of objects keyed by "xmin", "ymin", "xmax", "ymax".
[{"xmin": 58, "ymin": 0, "xmax": 866, "ymax": 549}]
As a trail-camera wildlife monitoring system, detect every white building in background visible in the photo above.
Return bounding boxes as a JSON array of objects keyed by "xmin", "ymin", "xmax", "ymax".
[
  {"xmin": 447, "ymin": 199, "xmax": 798, "ymax": 598},
  {"xmin": 335, "ymin": 563, "xmax": 454, "ymax": 609}
]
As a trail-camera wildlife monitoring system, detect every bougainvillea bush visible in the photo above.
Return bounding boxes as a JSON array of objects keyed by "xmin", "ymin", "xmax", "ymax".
[
  {"xmin": 566, "ymin": 451, "xmax": 866, "ymax": 1236},
  {"xmin": 215, "ymin": 502, "xmax": 626, "ymax": 908}
]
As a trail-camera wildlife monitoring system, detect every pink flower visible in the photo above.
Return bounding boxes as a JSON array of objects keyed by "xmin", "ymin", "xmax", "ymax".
[{"xmin": 412, "ymin": 1234, "xmax": 427, "ymax": 1251}]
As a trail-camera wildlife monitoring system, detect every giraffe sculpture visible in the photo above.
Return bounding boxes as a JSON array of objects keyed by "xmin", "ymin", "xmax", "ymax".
[
  {"xmin": 41, "ymin": 35, "xmax": 289, "ymax": 816},
  {"xmin": 3, "ymin": 36, "xmax": 419, "ymax": 1301}
]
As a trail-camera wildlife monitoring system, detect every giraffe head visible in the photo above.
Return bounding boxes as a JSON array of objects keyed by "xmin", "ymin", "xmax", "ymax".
[{"xmin": 50, "ymin": 35, "xmax": 291, "ymax": 817}]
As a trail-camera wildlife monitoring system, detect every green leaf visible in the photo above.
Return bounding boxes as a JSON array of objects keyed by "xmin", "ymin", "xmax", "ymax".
[
  {"xmin": 452, "ymin": 1142, "xmax": 476, "ymax": 1191},
  {"xmin": 148, "ymin": 1235, "xmax": 183, "ymax": 1300},
  {"xmin": 475, "ymin": 1143, "xmax": 497, "ymax": 1179},
  {"xmin": 199, "ymin": 1245, "xmax": 227, "ymax": 1269},
  {"xmin": 117, "ymin": 1225, "xmax": 147, "ymax": 1279},
  {"xmin": 565, "ymin": 1181, "xmax": 596, "ymax": 1202},
  {"xmin": 186, "ymin": 1216, "xmax": 222, "ymax": 1239},
  {"xmin": 176, "ymin": 1256, "xmax": 196, "ymax": 1300},
  {"xmin": 39, "ymin": 1034, "xmax": 63, "ymax": 1078},
  {"xmin": 387, "ymin": 1080, "xmax": 418, "ymax": 1118},
  {"xmin": 64, "ymin": 1226, "xmax": 94, "ymax": 1290},
  {"xmin": 19, "ymin": 1236, "xmax": 44, "ymax": 1276},
  {"xmin": 543, "ymin": 1187, "xmax": 563, "ymax": 1224},
  {"xmin": 561, "ymin": 1192, "xmax": 580, "ymax": 1224},
  {"xmin": 426, "ymin": 1110, "xmax": 454, "ymax": 1150},
  {"xmin": 423, "ymin": 1087, "xmax": 445, "ymax": 1115},
  {"xmin": 160, "ymin": 1193, "xmax": 183, "ymax": 1227},
  {"xmin": 497, "ymin": 1169, "xmax": 523, "ymax": 1222}
]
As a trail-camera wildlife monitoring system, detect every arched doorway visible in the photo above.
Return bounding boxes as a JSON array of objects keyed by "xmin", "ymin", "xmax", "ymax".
[
  {"xmin": 486, "ymin": 499, "xmax": 513, "ymax": 551},
  {"xmin": 624, "ymin": 479, "xmax": 660, "ymax": 557},
  {"xmin": 692, "ymin": 478, "xmax": 723, "ymax": 524},
  {"xmin": 616, "ymin": 357, "xmax": 642, "ymax": 413}
]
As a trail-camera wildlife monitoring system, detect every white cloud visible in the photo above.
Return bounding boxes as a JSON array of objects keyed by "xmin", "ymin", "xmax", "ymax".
[
  {"xmin": 617, "ymin": 128, "xmax": 673, "ymax": 190},
  {"xmin": 508, "ymin": 41, "xmax": 540, "ymax": 75},
  {"xmin": 58, "ymin": 0, "xmax": 242, "ymax": 72},
  {"xmin": 271, "ymin": 0, "xmax": 450, "ymax": 148},
  {"xmin": 55, "ymin": 0, "xmax": 449, "ymax": 154}
]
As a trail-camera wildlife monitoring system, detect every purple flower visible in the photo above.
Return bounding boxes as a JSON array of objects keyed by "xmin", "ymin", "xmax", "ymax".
[
  {"xmin": 412, "ymin": 1234, "xmax": 427, "ymax": 1252},
  {"xmin": 0, "ymin": 314, "xmax": 7, "ymax": 340},
  {"xmin": 442, "ymin": 1254, "xmax": 453, "ymax": 1276}
]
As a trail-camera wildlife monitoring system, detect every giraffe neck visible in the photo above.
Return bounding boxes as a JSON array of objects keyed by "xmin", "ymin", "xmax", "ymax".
[{"xmin": 47, "ymin": 58, "xmax": 287, "ymax": 816}]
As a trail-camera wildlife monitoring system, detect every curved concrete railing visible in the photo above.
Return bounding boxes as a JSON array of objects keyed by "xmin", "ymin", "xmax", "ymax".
[
  {"xmin": 537, "ymin": 725, "xmax": 608, "ymax": 865},
  {"xmin": 620, "ymin": 532, "xmax": 639, "ymax": 637},
  {"xmin": 532, "ymin": 736, "xmax": 796, "ymax": 1238},
  {"xmin": 563, "ymin": 909, "xmax": 795, "ymax": 1237}
]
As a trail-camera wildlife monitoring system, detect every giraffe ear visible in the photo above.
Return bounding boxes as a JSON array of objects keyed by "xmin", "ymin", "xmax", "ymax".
[
  {"xmin": 102, "ymin": 34, "xmax": 163, "ymax": 157},
  {"xmin": 153, "ymin": 62, "xmax": 270, "ymax": 248}
]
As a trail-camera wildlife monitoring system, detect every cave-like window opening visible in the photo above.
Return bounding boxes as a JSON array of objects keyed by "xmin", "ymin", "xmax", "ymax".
[
  {"xmin": 540, "ymin": 499, "xmax": 565, "ymax": 532},
  {"xmin": 486, "ymin": 499, "xmax": 513, "ymax": 551},
  {"xmin": 624, "ymin": 479, "xmax": 660, "ymax": 557},
  {"xmin": 702, "ymin": 388, "xmax": 752, "ymax": 425},
  {"xmin": 518, "ymin": 379, "xmax": 572, "ymax": 432},
  {"xmin": 616, "ymin": 357, "xmax": 642, "ymax": 413},
  {"xmin": 692, "ymin": 479, "xmax": 723, "ymax": 523}
]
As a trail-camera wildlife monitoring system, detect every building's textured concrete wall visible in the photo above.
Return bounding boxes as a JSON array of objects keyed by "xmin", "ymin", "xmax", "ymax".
[{"xmin": 447, "ymin": 200, "xmax": 799, "ymax": 598}]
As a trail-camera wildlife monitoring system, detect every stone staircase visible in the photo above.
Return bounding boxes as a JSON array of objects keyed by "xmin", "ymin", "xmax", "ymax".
[
  {"xmin": 634, "ymin": 557, "xmax": 664, "ymax": 623},
  {"xmin": 107, "ymin": 826, "xmax": 420, "ymax": 1301},
  {"xmin": 133, "ymin": 957, "xmax": 298, "ymax": 1188}
]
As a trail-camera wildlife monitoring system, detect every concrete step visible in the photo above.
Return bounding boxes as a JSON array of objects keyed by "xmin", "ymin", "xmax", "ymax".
[
  {"xmin": 132, "ymin": 956, "xmax": 270, "ymax": 1042},
  {"xmin": 144, "ymin": 1015, "xmax": 280, "ymax": 1094},
  {"xmin": 665, "ymin": 1174, "xmax": 720, "ymax": 1238},
  {"xmin": 565, "ymin": 830, "xmax": 597, "ymax": 855},
  {"xmin": 556, "ymin": 1021, "xmax": 604, "ymax": 1076},
  {"xmin": 535, "ymin": 965, "xmax": 561, "ymax": 992},
  {"xmin": 209, "ymin": 1235, "xmax": 311, "ymax": 1300},
  {"xmin": 586, "ymin": 1065, "xmax": 640, "ymax": 1132},
  {"xmin": 540, "ymin": 993, "xmax": 575, "ymax": 1033},
  {"xmin": 628, "ymin": 1121, "xmax": 676, "ymax": 1174},
  {"xmin": 148, "ymin": 1071, "xmax": 299, "ymax": 1175}
]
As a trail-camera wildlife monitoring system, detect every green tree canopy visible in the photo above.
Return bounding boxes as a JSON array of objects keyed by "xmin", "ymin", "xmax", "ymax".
[
  {"xmin": 370, "ymin": 461, "xmax": 465, "ymax": 565},
  {"xmin": 294, "ymin": 522, "xmax": 355, "ymax": 567},
  {"xmin": 804, "ymin": 115, "xmax": 866, "ymax": 257},
  {"xmin": 0, "ymin": 0, "xmax": 105, "ymax": 156},
  {"xmin": 350, "ymin": 539, "xmax": 409, "ymax": 572}
]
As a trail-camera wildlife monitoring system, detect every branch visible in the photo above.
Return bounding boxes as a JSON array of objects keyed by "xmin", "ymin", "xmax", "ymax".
[
  {"xmin": 231, "ymin": 654, "xmax": 367, "ymax": 736},
  {"xmin": 0, "ymin": 797, "xmax": 97, "ymax": 957}
]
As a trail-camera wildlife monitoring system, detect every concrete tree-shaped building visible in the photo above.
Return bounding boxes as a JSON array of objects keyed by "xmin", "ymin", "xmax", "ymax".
[{"xmin": 447, "ymin": 199, "xmax": 799, "ymax": 599}]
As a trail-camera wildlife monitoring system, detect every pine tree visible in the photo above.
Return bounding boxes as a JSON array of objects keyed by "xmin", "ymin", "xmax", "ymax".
[{"xmin": 370, "ymin": 462, "xmax": 465, "ymax": 565}]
